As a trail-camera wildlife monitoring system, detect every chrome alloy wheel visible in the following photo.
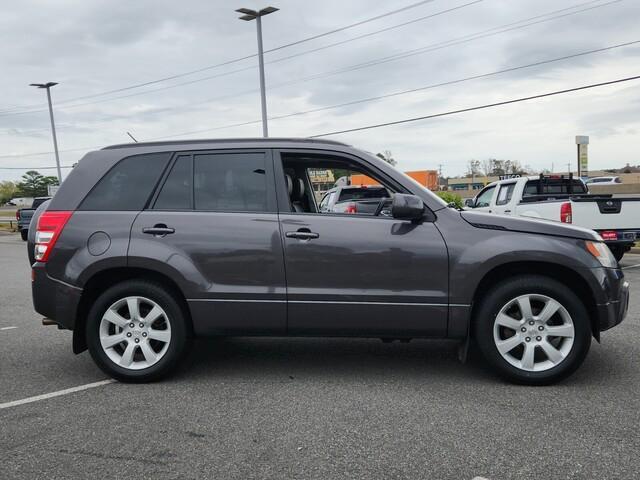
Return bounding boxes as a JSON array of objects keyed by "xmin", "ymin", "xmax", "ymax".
[
  {"xmin": 99, "ymin": 296, "xmax": 172, "ymax": 370},
  {"xmin": 492, "ymin": 294, "xmax": 575, "ymax": 372}
]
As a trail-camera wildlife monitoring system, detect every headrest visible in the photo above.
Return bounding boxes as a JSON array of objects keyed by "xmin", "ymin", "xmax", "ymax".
[{"xmin": 285, "ymin": 174, "xmax": 293, "ymax": 196}]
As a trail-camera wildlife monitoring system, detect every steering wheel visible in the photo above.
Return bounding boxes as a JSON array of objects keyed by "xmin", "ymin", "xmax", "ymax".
[{"xmin": 373, "ymin": 197, "xmax": 393, "ymax": 217}]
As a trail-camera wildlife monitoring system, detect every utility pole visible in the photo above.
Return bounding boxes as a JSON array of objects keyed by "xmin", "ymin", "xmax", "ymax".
[
  {"xmin": 30, "ymin": 82, "xmax": 62, "ymax": 183},
  {"xmin": 236, "ymin": 6, "xmax": 279, "ymax": 138}
]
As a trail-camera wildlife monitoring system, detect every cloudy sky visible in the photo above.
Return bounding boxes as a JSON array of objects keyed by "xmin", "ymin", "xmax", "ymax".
[{"xmin": 1, "ymin": 0, "xmax": 639, "ymax": 181}]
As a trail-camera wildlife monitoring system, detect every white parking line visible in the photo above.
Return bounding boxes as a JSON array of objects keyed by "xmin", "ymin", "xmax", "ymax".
[
  {"xmin": 0, "ymin": 379, "xmax": 116, "ymax": 410},
  {"xmin": 0, "ymin": 326, "xmax": 17, "ymax": 331},
  {"xmin": 622, "ymin": 263, "xmax": 640, "ymax": 270}
]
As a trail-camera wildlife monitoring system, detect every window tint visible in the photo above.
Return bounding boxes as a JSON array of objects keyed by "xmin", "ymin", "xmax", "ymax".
[
  {"xmin": 523, "ymin": 179, "xmax": 587, "ymax": 195},
  {"xmin": 496, "ymin": 183, "xmax": 515, "ymax": 206},
  {"xmin": 194, "ymin": 153, "xmax": 267, "ymax": 212},
  {"xmin": 338, "ymin": 187, "xmax": 389, "ymax": 202},
  {"xmin": 475, "ymin": 185, "xmax": 496, "ymax": 208},
  {"xmin": 154, "ymin": 156, "xmax": 192, "ymax": 210},
  {"xmin": 80, "ymin": 153, "xmax": 171, "ymax": 211}
]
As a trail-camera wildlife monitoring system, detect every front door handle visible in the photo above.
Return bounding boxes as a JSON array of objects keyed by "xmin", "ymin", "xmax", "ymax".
[
  {"xmin": 142, "ymin": 224, "xmax": 175, "ymax": 236},
  {"xmin": 285, "ymin": 228, "xmax": 319, "ymax": 240}
]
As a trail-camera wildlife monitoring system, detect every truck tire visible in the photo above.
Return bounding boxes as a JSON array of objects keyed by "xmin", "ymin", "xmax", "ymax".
[
  {"xmin": 474, "ymin": 275, "xmax": 591, "ymax": 385},
  {"xmin": 20, "ymin": 229, "xmax": 28, "ymax": 241},
  {"xmin": 86, "ymin": 280, "xmax": 190, "ymax": 382}
]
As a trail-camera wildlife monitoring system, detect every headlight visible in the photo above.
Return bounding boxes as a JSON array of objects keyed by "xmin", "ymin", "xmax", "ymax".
[{"xmin": 585, "ymin": 240, "xmax": 618, "ymax": 268}]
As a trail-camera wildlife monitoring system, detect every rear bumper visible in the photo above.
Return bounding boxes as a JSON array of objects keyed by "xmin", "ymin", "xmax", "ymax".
[
  {"xmin": 32, "ymin": 264, "xmax": 82, "ymax": 330},
  {"xmin": 594, "ymin": 268, "xmax": 629, "ymax": 332}
]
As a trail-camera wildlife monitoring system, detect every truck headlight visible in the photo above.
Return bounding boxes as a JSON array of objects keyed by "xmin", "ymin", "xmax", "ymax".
[{"xmin": 585, "ymin": 240, "xmax": 618, "ymax": 268}]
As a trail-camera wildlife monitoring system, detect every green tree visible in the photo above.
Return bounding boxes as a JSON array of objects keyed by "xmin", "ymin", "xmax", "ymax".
[
  {"xmin": 0, "ymin": 181, "xmax": 18, "ymax": 204},
  {"xmin": 16, "ymin": 170, "xmax": 58, "ymax": 197},
  {"xmin": 435, "ymin": 191, "xmax": 464, "ymax": 209},
  {"xmin": 376, "ymin": 150, "xmax": 397, "ymax": 166}
]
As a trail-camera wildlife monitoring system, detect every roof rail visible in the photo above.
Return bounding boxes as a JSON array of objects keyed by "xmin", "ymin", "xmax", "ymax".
[{"xmin": 102, "ymin": 137, "xmax": 350, "ymax": 150}]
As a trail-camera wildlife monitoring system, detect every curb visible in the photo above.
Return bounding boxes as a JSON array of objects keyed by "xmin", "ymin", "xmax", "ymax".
[{"xmin": 629, "ymin": 248, "xmax": 640, "ymax": 255}]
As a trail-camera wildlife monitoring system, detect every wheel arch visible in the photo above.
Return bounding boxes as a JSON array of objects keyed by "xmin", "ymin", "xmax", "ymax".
[
  {"xmin": 470, "ymin": 261, "xmax": 600, "ymax": 342},
  {"xmin": 73, "ymin": 267, "xmax": 192, "ymax": 354}
]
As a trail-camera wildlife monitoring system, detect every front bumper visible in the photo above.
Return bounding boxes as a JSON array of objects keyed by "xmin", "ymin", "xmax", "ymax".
[
  {"xmin": 32, "ymin": 264, "xmax": 82, "ymax": 330},
  {"xmin": 594, "ymin": 268, "xmax": 630, "ymax": 332}
]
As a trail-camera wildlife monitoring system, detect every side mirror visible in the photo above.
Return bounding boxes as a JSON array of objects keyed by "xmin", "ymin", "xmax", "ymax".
[
  {"xmin": 464, "ymin": 198, "xmax": 475, "ymax": 208},
  {"xmin": 391, "ymin": 194, "xmax": 424, "ymax": 221}
]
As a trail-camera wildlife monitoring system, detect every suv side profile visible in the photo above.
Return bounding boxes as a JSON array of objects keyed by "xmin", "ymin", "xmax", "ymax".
[{"xmin": 30, "ymin": 138, "xmax": 629, "ymax": 384}]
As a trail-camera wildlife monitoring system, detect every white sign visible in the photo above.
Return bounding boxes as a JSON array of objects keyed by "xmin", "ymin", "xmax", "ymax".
[{"xmin": 47, "ymin": 185, "xmax": 59, "ymax": 196}]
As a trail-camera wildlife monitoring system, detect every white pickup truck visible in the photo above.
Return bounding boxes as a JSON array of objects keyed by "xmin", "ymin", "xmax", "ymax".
[{"xmin": 465, "ymin": 174, "xmax": 640, "ymax": 261}]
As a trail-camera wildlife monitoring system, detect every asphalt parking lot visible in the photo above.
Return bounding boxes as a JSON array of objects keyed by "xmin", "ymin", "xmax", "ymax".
[{"xmin": 1, "ymin": 232, "xmax": 639, "ymax": 480}]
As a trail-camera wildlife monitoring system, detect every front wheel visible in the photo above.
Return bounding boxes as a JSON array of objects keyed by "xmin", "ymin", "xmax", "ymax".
[
  {"xmin": 86, "ymin": 280, "xmax": 190, "ymax": 382},
  {"xmin": 474, "ymin": 275, "xmax": 591, "ymax": 385}
]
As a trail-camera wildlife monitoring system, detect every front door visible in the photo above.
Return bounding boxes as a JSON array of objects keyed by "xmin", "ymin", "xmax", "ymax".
[{"xmin": 275, "ymin": 150, "xmax": 449, "ymax": 337}]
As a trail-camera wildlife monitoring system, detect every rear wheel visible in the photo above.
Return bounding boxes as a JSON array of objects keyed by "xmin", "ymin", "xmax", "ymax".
[
  {"xmin": 86, "ymin": 280, "xmax": 189, "ymax": 382},
  {"xmin": 20, "ymin": 229, "xmax": 28, "ymax": 241},
  {"xmin": 474, "ymin": 275, "xmax": 591, "ymax": 385}
]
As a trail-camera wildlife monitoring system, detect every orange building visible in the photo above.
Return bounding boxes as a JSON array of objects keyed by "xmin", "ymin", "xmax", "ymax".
[{"xmin": 350, "ymin": 170, "xmax": 438, "ymax": 191}]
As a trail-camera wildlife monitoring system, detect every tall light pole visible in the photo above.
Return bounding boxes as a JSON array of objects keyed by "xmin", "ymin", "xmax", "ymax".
[
  {"xmin": 30, "ymin": 82, "xmax": 62, "ymax": 183},
  {"xmin": 236, "ymin": 6, "xmax": 278, "ymax": 138}
]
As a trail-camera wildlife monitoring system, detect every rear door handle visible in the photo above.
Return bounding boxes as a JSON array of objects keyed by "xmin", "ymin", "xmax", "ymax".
[
  {"xmin": 285, "ymin": 229, "xmax": 319, "ymax": 240},
  {"xmin": 142, "ymin": 225, "xmax": 175, "ymax": 236},
  {"xmin": 504, "ymin": 209, "xmax": 511, "ymax": 214}
]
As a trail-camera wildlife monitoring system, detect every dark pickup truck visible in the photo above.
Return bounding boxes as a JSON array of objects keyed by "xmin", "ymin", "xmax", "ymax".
[{"xmin": 17, "ymin": 197, "xmax": 51, "ymax": 241}]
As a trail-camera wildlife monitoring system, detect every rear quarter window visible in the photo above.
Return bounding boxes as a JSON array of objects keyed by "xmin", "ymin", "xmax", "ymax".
[{"xmin": 79, "ymin": 153, "xmax": 171, "ymax": 211}]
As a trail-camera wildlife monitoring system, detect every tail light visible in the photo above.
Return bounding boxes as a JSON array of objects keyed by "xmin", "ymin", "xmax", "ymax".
[
  {"xmin": 34, "ymin": 211, "xmax": 73, "ymax": 262},
  {"xmin": 344, "ymin": 203, "xmax": 357, "ymax": 214},
  {"xmin": 600, "ymin": 230, "xmax": 618, "ymax": 241},
  {"xmin": 16, "ymin": 210, "xmax": 20, "ymax": 220},
  {"xmin": 560, "ymin": 202, "xmax": 572, "ymax": 223}
]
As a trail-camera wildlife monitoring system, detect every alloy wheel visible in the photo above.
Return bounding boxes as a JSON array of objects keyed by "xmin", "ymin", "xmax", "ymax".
[
  {"xmin": 493, "ymin": 294, "xmax": 575, "ymax": 372},
  {"xmin": 99, "ymin": 296, "xmax": 172, "ymax": 370}
]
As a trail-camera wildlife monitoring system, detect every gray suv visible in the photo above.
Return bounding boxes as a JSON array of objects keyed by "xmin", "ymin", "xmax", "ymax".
[{"xmin": 30, "ymin": 138, "xmax": 629, "ymax": 384}]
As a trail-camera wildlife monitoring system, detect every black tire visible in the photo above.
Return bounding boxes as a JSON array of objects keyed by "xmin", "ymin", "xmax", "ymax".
[
  {"xmin": 86, "ymin": 280, "xmax": 190, "ymax": 382},
  {"xmin": 20, "ymin": 229, "xmax": 28, "ymax": 241},
  {"xmin": 609, "ymin": 245, "xmax": 625, "ymax": 263},
  {"xmin": 474, "ymin": 275, "xmax": 591, "ymax": 385}
]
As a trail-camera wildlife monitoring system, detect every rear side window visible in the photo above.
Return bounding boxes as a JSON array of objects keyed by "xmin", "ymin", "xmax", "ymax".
[
  {"xmin": 79, "ymin": 153, "xmax": 171, "ymax": 211},
  {"xmin": 194, "ymin": 153, "xmax": 267, "ymax": 212},
  {"xmin": 154, "ymin": 156, "xmax": 192, "ymax": 210},
  {"xmin": 496, "ymin": 183, "xmax": 516, "ymax": 205}
]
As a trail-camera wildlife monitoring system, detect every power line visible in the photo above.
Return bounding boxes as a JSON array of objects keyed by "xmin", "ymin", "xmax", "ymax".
[
  {"xmin": 0, "ymin": 0, "xmax": 615, "ymax": 117},
  {"xmin": 0, "ymin": 1, "xmax": 471, "ymax": 117},
  {"xmin": 3, "ymin": 38, "xmax": 637, "ymax": 157},
  {"xmin": 0, "ymin": 0, "xmax": 439, "ymax": 114},
  {"xmin": 0, "ymin": 165, "xmax": 75, "ymax": 170},
  {"xmin": 309, "ymin": 74, "xmax": 640, "ymax": 137},
  {"xmin": 149, "ymin": 39, "xmax": 640, "ymax": 139},
  {"xmin": 2, "ymin": 74, "xmax": 638, "ymax": 167}
]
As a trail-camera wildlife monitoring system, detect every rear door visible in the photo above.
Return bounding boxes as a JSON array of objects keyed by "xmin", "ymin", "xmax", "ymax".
[
  {"xmin": 274, "ymin": 149, "xmax": 449, "ymax": 337},
  {"xmin": 492, "ymin": 182, "xmax": 517, "ymax": 215},
  {"xmin": 128, "ymin": 149, "xmax": 287, "ymax": 336}
]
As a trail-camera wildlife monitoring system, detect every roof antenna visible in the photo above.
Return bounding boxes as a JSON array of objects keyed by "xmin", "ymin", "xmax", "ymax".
[{"xmin": 126, "ymin": 131, "xmax": 138, "ymax": 143}]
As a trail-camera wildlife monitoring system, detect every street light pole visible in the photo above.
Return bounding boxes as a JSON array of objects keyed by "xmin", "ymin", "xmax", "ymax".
[
  {"xmin": 236, "ymin": 6, "xmax": 279, "ymax": 138},
  {"xmin": 30, "ymin": 82, "xmax": 62, "ymax": 183}
]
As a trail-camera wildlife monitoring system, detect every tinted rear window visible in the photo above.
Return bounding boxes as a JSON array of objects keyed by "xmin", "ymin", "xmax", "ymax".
[
  {"xmin": 194, "ymin": 153, "xmax": 267, "ymax": 212},
  {"xmin": 338, "ymin": 187, "xmax": 389, "ymax": 201},
  {"xmin": 154, "ymin": 155, "xmax": 192, "ymax": 210},
  {"xmin": 79, "ymin": 153, "xmax": 171, "ymax": 211},
  {"xmin": 523, "ymin": 179, "xmax": 587, "ymax": 195}
]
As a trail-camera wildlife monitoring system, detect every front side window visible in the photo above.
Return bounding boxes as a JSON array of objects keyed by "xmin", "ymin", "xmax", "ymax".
[
  {"xmin": 80, "ymin": 153, "xmax": 171, "ymax": 211},
  {"xmin": 474, "ymin": 185, "xmax": 496, "ymax": 208},
  {"xmin": 281, "ymin": 153, "xmax": 398, "ymax": 216},
  {"xmin": 194, "ymin": 153, "xmax": 267, "ymax": 212}
]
